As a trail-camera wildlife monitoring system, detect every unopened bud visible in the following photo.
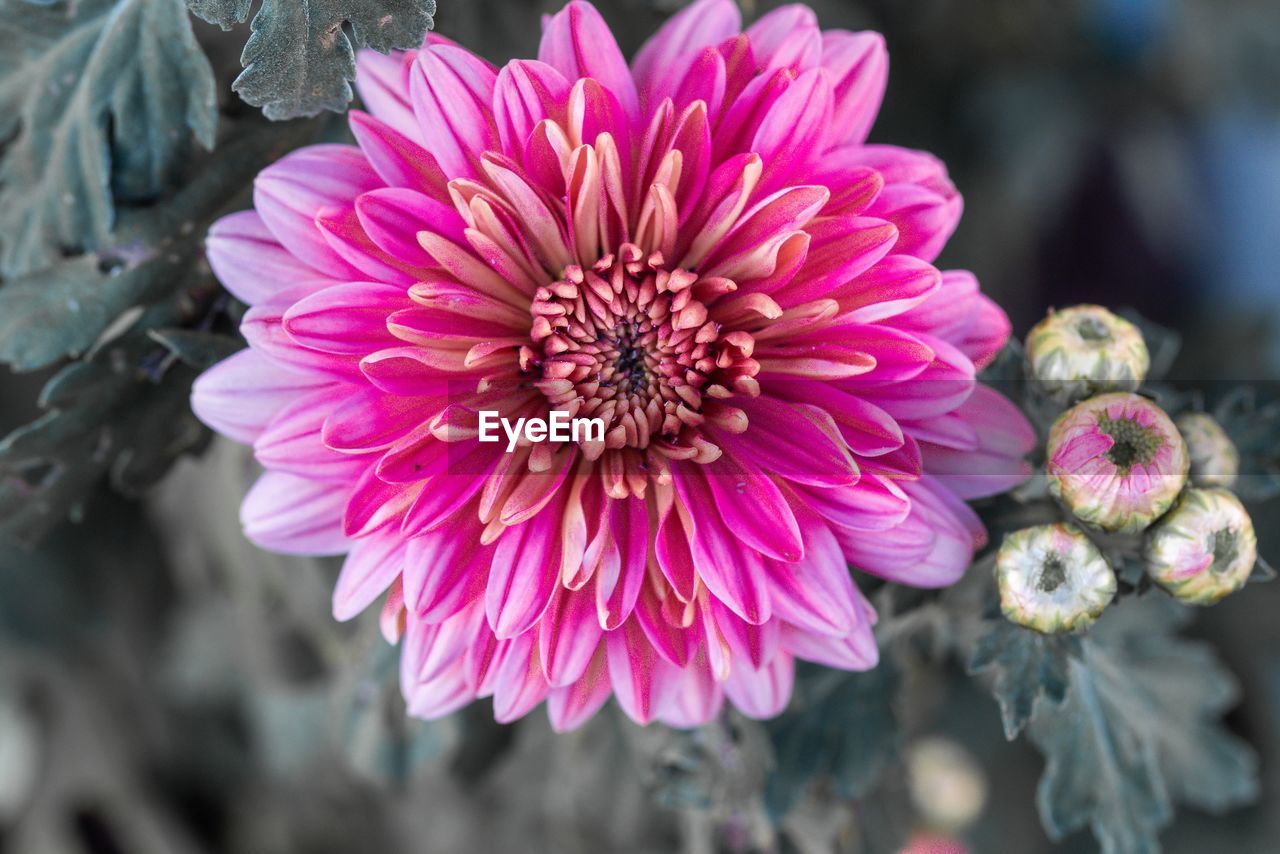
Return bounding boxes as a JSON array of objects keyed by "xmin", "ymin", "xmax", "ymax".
[
  {"xmin": 1176, "ymin": 413, "xmax": 1239, "ymax": 489},
  {"xmin": 1144, "ymin": 488, "xmax": 1257, "ymax": 605},
  {"xmin": 1047, "ymin": 393, "xmax": 1189, "ymax": 533},
  {"xmin": 1025, "ymin": 305, "xmax": 1149, "ymax": 404},
  {"xmin": 996, "ymin": 523, "xmax": 1116, "ymax": 633}
]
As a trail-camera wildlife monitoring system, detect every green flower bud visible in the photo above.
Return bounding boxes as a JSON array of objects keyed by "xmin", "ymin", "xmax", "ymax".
[
  {"xmin": 1025, "ymin": 305, "xmax": 1149, "ymax": 404},
  {"xmin": 1144, "ymin": 488, "xmax": 1257, "ymax": 605},
  {"xmin": 996, "ymin": 523, "xmax": 1116, "ymax": 633},
  {"xmin": 1047, "ymin": 393, "xmax": 1189, "ymax": 533},
  {"xmin": 1176, "ymin": 413, "xmax": 1240, "ymax": 489}
]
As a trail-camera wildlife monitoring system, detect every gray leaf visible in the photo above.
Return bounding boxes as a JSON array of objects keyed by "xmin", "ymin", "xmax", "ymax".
[
  {"xmin": 0, "ymin": 0, "xmax": 217, "ymax": 276},
  {"xmin": 969, "ymin": 620, "xmax": 1078, "ymax": 740},
  {"xmin": 227, "ymin": 0, "xmax": 436, "ymax": 120}
]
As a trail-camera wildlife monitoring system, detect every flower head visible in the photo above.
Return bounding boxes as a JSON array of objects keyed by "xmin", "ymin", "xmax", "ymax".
[
  {"xmin": 1025, "ymin": 305, "xmax": 1149, "ymax": 404},
  {"xmin": 996, "ymin": 523, "xmax": 1115, "ymax": 633},
  {"xmin": 192, "ymin": 0, "xmax": 1031, "ymax": 728},
  {"xmin": 1047, "ymin": 392, "xmax": 1188, "ymax": 533},
  {"xmin": 1144, "ymin": 488, "xmax": 1257, "ymax": 605},
  {"xmin": 1176, "ymin": 413, "xmax": 1240, "ymax": 489}
]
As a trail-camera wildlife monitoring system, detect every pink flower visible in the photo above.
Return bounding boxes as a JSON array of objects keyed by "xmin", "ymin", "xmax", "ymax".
[
  {"xmin": 1047, "ymin": 392, "xmax": 1189, "ymax": 533},
  {"xmin": 193, "ymin": 1, "xmax": 1032, "ymax": 729}
]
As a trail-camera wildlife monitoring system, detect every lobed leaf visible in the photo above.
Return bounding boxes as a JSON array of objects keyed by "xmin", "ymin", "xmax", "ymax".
[
  {"xmin": 0, "ymin": 0, "xmax": 217, "ymax": 276},
  {"xmin": 185, "ymin": 0, "xmax": 437, "ymax": 120}
]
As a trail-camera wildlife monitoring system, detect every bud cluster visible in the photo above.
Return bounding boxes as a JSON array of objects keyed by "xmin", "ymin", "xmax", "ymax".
[{"xmin": 996, "ymin": 306, "xmax": 1259, "ymax": 633}]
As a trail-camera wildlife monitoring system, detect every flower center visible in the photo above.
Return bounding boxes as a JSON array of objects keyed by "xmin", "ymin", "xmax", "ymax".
[
  {"xmin": 1075, "ymin": 316, "xmax": 1111, "ymax": 343},
  {"xmin": 1098, "ymin": 414, "xmax": 1162, "ymax": 471},
  {"xmin": 1209, "ymin": 528, "xmax": 1240, "ymax": 575},
  {"xmin": 522, "ymin": 244, "xmax": 756, "ymax": 457},
  {"xmin": 1037, "ymin": 554, "xmax": 1068, "ymax": 592}
]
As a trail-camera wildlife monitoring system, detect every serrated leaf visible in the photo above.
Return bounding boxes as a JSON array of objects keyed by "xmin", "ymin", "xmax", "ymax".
[
  {"xmin": 1027, "ymin": 598, "xmax": 1258, "ymax": 854},
  {"xmin": 764, "ymin": 664, "xmax": 897, "ymax": 820},
  {"xmin": 189, "ymin": 0, "xmax": 436, "ymax": 120},
  {"xmin": 149, "ymin": 328, "xmax": 244, "ymax": 370},
  {"xmin": 0, "ymin": 0, "xmax": 217, "ymax": 276},
  {"xmin": 969, "ymin": 621, "xmax": 1077, "ymax": 740}
]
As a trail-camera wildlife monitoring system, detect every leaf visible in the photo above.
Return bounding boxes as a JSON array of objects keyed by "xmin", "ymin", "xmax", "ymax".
[
  {"xmin": 149, "ymin": 328, "xmax": 245, "ymax": 370},
  {"xmin": 0, "ymin": 0, "xmax": 217, "ymax": 276},
  {"xmin": 764, "ymin": 663, "xmax": 897, "ymax": 819},
  {"xmin": 1028, "ymin": 598, "xmax": 1258, "ymax": 854},
  {"xmin": 969, "ymin": 620, "xmax": 1077, "ymax": 740},
  {"xmin": 186, "ymin": 0, "xmax": 436, "ymax": 120}
]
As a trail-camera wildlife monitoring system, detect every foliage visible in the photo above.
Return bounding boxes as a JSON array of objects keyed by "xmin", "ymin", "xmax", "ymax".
[
  {"xmin": 0, "ymin": 0, "xmax": 216, "ymax": 276},
  {"xmin": 764, "ymin": 663, "xmax": 898, "ymax": 820},
  {"xmin": 1028, "ymin": 598, "xmax": 1258, "ymax": 853},
  {"xmin": 186, "ymin": 0, "xmax": 437, "ymax": 119}
]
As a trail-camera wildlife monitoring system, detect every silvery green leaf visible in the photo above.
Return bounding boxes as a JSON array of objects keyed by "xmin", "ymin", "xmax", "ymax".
[
  {"xmin": 186, "ymin": 0, "xmax": 436, "ymax": 120},
  {"xmin": 1028, "ymin": 598, "xmax": 1258, "ymax": 854},
  {"xmin": 0, "ymin": 0, "xmax": 217, "ymax": 276},
  {"xmin": 764, "ymin": 663, "xmax": 896, "ymax": 820},
  {"xmin": 969, "ymin": 620, "xmax": 1078, "ymax": 740}
]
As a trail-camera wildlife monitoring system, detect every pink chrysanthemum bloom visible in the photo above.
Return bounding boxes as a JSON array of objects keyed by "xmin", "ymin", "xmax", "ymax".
[
  {"xmin": 192, "ymin": 0, "xmax": 1033, "ymax": 729},
  {"xmin": 1047, "ymin": 392, "xmax": 1189, "ymax": 533}
]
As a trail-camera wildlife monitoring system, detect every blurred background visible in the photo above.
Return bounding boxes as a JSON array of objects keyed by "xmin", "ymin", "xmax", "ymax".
[{"xmin": 2, "ymin": 0, "xmax": 1279, "ymax": 851}]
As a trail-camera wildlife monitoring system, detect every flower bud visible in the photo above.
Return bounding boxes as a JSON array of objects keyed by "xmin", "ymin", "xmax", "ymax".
[
  {"xmin": 1176, "ymin": 413, "xmax": 1240, "ymax": 489},
  {"xmin": 906, "ymin": 738, "xmax": 987, "ymax": 832},
  {"xmin": 996, "ymin": 523, "xmax": 1116, "ymax": 633},
  {"xmin": 1047, "ymin": 393, "xmax": 1189, "ymax": 533},
  {"xmin": 1144, "ymin": 488, "xmax": 1257, "ymax": 605},
  {"xmin": 1025, "ymin": 305, "xmax": 1149, "ymax": 404}
]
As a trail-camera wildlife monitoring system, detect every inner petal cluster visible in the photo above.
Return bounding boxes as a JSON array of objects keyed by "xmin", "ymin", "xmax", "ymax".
[{"xmin": 522, "ymin": 244, "xmax": 757, "ymax": 459}]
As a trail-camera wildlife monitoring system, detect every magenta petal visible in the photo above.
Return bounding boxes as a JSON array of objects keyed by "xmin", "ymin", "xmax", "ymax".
[
  {"xmin": 547, "ymin": 649, "xmax": 612, "ymax": 732},
  {"xmin": 746, "ymin": 5, "xmax": 819, "ymax": 69},
  {"xmin": 486, "ymin": 505, "xmax": 563, "ymax": 638},
  {"xmin": 606, "ymin": 619, "xmax": 666, "ymax": 725},
  {"xmin": 656, "ymin": 655, "xmax": 724, "ymax": 727},
  {"xmin": 539, "ymin": 586, "xmax": 603, "ymax": 687},
  {"xmin": 405, "ymin": 660, "xmax": 475, "ymax": 719},
  {"xmin": 255, "ymin": 388, "xmax": 367, "ymax": 480},
  {"xmin": 594, "ymin": 496, "xmax": 647, "ymax": 630},
  {"xmin": 206, "ymin": 211, "xmax": 318, "ymax": 306},
  {"xmin": 822, "ymin": 31, "xmax": 888, "ymax": 147},
  {"xmin": 253, "ymin": 145, "xmax": 379, "ymax": 276},
  {"xmin": 719, "ymin": 397, "xmax": 858, "ymax": 488},
  {"xmin": 354, "ymin": 48, "xmax": 420, "ymax": 142},
  {"xmin": 241, "ymin": 471, "xmax": 349, "ymax": 555},
  {"xmin": 191, "ymin": 349, "xmax": 331, "ymax": 444},
  {"xmin": 723, "ymin": 651, "xmax": 794, "ymax": 719},
  {"xmin": 765, "ymin": 516, "xmax": 860, "ymax": 636},
  {"xmin": 781, "ymin": 621, "xmax": 879, "ymax": 670},
  {"xmin": 283, "ymin": 281, "xmax": 408, "ymax": 355},
  {"xmin": 333, "ymin": 534, "xmax": 405, "ymax": 620},
  {"xmin": 349, "ymin": 110, "xmax": 449, "ymax": 194},
  {"xmin": 632, "ymin": 0, "xmax": 741, "ymax": 105},
  {"xmin": 492, "ymin": 633, "xmax": 551, "ymax": 723},
  {"xmin": 494, "ymin": 59, "xmax": 571, "ymax": 155},
  {"xmin": 704, "ymin": 452, "xmax": 804, "ymax": 562},
  {"xmin": 539, "ymin": 1, "xmax": 640, "ymax": 122},
  {"xmin": 403, "ymin": 519, "xmax": 492, "ymax": 623},
  {"xmin": 409, "ymin": 44, "xmax": 499, "ymax": 180}
]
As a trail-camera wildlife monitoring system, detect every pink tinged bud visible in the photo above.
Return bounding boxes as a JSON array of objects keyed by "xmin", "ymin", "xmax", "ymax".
[
  {"xmin": 996, "ymin": 523, "xmax": 1116, "ymax": 634},
  {"xmin": 1176, "ymin": 413, "xmax": 1240, "ymax": 489},
  {"xmin": 1047, "ymin": 392, "xmax": 1189, "ymax": 533},
  {"xmin": 1025, "ymin": 305, "xmax": 1149, "ymax": 404},
  {"xmin": 897, "ymin": 832, "xmax": 970, "ymax": 854},
  {"xmin": 1144, "ymin": 488, "xmax": 1257, "ymax": 606}
]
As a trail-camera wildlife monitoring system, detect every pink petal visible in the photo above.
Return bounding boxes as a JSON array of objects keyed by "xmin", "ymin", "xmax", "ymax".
[
  {"xmin": 206, "ymin": 211, "xmax": 320, "ymax": 306},
  {"xmin": 539, "ymin": 1, "xmax": 640, "ymax": 122},
  {"xmin": 486, "ymin": 503, "xmax": 564, "ymax": 638},
  {"xmin": 632, "ymin": 0, "xmax": 742, "ymax": 106},
  {"xmin": 241, "ymin": 471, "xmax": 349, "ymax": 555},
  {"xmin": 253, "ymin": 145, "xmax": 379, "ymax": 276},
  {"xmin": 723, "ymin": 651, "xmax": 795, "ymax": 719},
  {"xmin": 333, "ymin": 534, "xmax": 405, "ymax": 620},
  {"xmin": 539, "ymin": 586, "xmax": 603, "ymax": 687},
  {"xmin": 547, "ymin": 648, "xmax": 612, "ymax": 731},
  {"xmin": 191, "ymin": 349, "xmax": 331, "ymax": 444},
  {"xmin": 409, "ymin": 44, "xmax": 499, "ymax": 180},
  {"xmin": 822, "ymin": 31, "xmax": 888, "ymax": 147}
]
